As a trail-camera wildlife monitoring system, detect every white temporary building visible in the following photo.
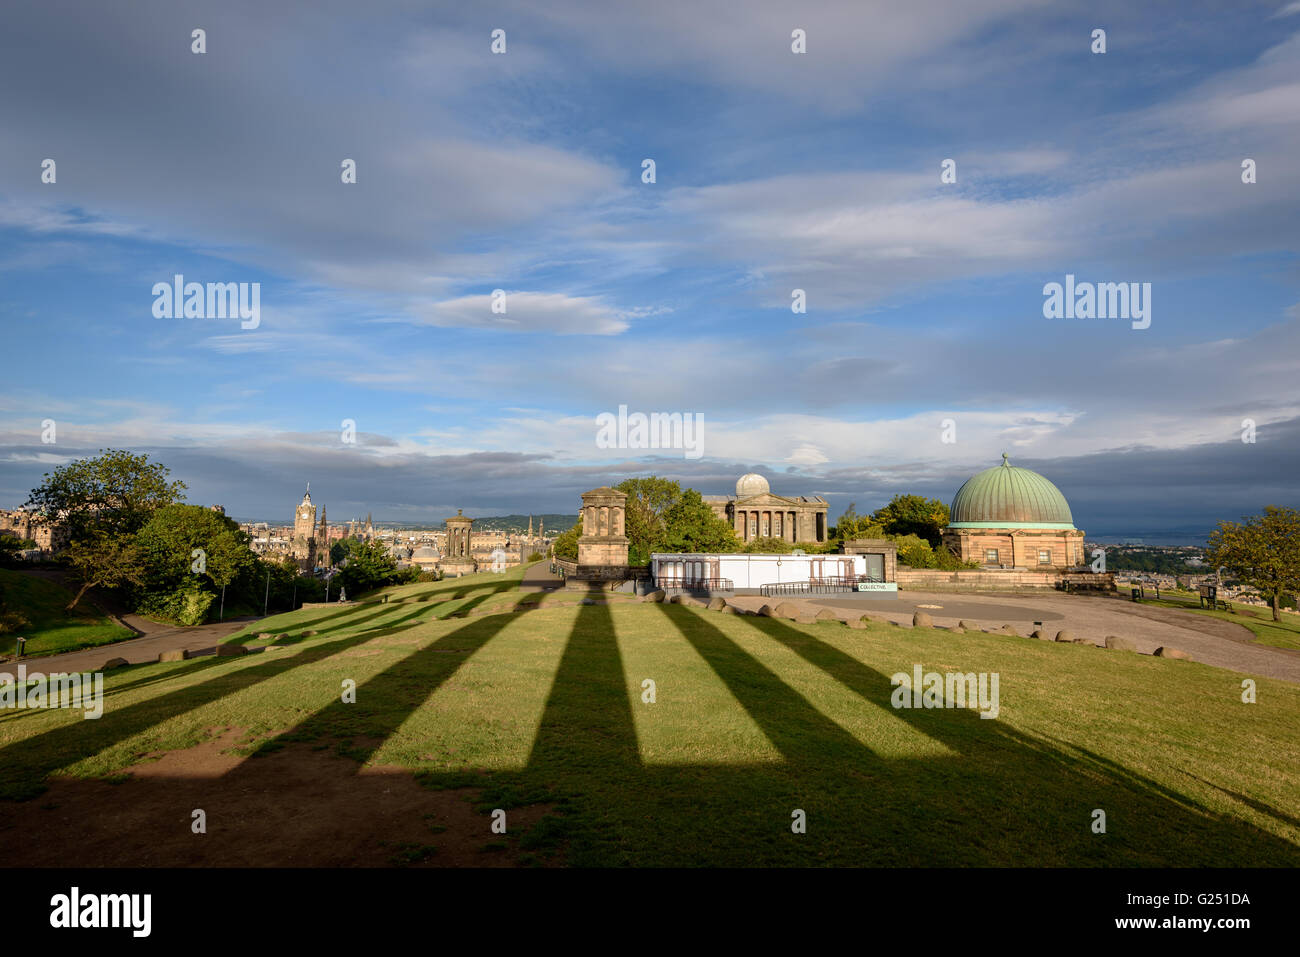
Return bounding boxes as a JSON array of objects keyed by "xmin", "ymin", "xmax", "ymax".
[{"xmin": 651, "ymin": 552, "xmax": 885, "ymax": 591}]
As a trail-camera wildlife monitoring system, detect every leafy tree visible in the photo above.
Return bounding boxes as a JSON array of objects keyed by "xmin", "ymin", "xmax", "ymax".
[
  {"xmin": 550, "ymin": 517, "xmax": 580, "ymax": 561},
  {"xmin": 869, "ymin": 494, "xmax": 950, "ymax": 547},
  {"xmin": 830, "ymin": 502, "xmax": 886, "ymax": 545},
  {"xmin": 62, "ymin": 532, "xmax": 146, "ymax": 612},
  {"xmin": 334, "ymin": 538, "xmax": 406, "ymax": 595},
  {"xmin": 134, "ymin": 505, "xmax": 256, "ymax": 624},
  {"xmin": 660, "ymin": 489, "xmax": 739, "ymax": 555},
  {"xmin": 616, "ymin": 477, "xmax": 683, "ymax": 564},
  {"xmin": 25, "ymin": 449, "xmax": 187, "ymax": 542},
  {"xmin": 1206, "ymin": 506, "xmax": 1300, "ymax": 622}
]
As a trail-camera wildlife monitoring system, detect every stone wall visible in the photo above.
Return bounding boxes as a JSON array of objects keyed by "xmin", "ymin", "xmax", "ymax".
[{"xmin": 897, "ymin": 567, "xmax": 1074, "ymax": 591}]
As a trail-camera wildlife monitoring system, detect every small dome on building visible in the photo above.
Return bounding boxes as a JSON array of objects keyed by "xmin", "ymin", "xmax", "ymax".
[
  {"xmin": 949, "ymin": 453, "xmax": 1075, "ymax": 528},
  {"xmin": 735, "ymin": 473, "xmax": 771, "ymax": 498}
]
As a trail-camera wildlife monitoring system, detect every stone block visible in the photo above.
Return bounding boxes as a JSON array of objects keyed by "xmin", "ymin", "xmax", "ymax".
[
  {"xmin": 1105, "ymin": 635, "xmax": 1137, "ymax": 651},
  {"xmin": 912, "ymin": 611, "xmax": 933, "ymax": 628}
]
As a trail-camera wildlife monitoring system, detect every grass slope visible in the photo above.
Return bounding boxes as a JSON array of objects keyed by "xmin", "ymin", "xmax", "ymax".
[
  {"xmin": 0, "ymin": 569, "xmax": 134, "ymax": 657},
  {"xmin": 2, "ymin": 567, "xmax": 1297, "ymax": 866}
]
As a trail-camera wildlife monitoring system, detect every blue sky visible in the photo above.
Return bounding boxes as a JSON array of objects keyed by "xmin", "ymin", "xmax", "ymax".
[{"xmin": 1, "ymin": 0, "xmax": 1298, "ymax": 541}]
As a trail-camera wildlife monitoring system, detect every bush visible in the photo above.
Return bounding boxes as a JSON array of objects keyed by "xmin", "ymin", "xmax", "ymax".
[
  {"xmin": 137, "ymin": 579, "xmax": 215, "ymax": 626},
  {"xmin": 741, "ymin": 536, "xmax": 793, "ymax": 554}
]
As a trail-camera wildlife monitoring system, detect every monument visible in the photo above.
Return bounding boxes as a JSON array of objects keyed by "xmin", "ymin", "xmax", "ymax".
[{"xmin": 442, "ymin": 509, "xmax": 477, "ymax": 577}]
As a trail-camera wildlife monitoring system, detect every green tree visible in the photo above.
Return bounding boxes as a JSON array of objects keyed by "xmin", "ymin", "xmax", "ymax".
[
  {"xmin": 134, "ymin": 504, "xmax": 256, "ymax": 624},
  {"xmin": 616, "ymin": 477, "xmax": 683, "ymax": 564},
  {"xmin": 550, "ymin": 516, "xmax": 580, "ymax": 561},
  {"xmin": 25, "ymin": 449, "xmax": 187, "ymax": 542},
  {"xmin": 830, "ymin": 502, "xmax": 886, "ymax": 545},
  {"xmin": 62, "ymin": 532, "xmax": 147, "ymax": 612},
  {"xmin": 869, "ymin": 494, "xmax": 950, "ymax": 546},
  {"xmin": 1206, "ymin": 506, "xmax": 1300, "ymax": 622},
  {"xmin": 335, "ymin": 538, "xmax": 406, "ymax": 596},
  {"xmin": 660, "ymin": 489, "xmax": 740, "ymax": 555}
]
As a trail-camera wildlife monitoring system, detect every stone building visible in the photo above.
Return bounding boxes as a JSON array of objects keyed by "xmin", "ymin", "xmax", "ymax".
[
  {"xmin": 703, "ymin": 473, "xmax": 829, "ymax": 545},
  {"xmin": 290, "ymin": 486, "xmax": 321, "ymax": 571},
  {"xmin": 0, "ymin": 508, "xmax": 67, "ymax": 555},
  {"xmin": 942, "ymin": 454, "xmax": 1086, "ymax": 569}
]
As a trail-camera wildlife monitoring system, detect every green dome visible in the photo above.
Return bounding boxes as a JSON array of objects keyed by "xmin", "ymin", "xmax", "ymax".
[{"xmin": 948, "ymin": 454, "xmax": 1075, "ymax": 529}]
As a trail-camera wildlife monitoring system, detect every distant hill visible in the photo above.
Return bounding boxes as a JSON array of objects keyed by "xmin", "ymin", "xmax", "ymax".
[{"xmin": 457, "ymin": 513, "xmax": 577, "ymax": 533}]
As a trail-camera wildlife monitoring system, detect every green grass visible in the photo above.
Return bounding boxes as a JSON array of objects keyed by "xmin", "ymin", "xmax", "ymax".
[
  {"xmin": 0, "ymin": 569, "xmax": 135, "ymax": 657},
  {"xmin": 2, "ymin": 572, "xmax": 1298, "ymax": 866},
  {"xmin": 1137, "ymin": 595, "xmax": 1300, "ymax": 651}
]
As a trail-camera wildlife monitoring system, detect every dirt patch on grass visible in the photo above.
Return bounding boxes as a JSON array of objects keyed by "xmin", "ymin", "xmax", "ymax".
[{"xmin": 1, "ymin": 728, "xmax": 563, "ymax": 867}]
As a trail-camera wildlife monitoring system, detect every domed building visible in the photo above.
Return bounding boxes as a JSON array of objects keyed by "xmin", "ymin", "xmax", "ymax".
[
  {"xmin": 942, "ymin": 454, "xmax": 1086, "ymax": 569},
  {"xmin": 703, "ymin": 472, "xmax": 829, "ymax": 544}
]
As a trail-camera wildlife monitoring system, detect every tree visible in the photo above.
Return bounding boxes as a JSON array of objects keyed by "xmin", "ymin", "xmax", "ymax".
[
  {"xmin": 1206, "ymin": 506, "xmax": 1300, "ymax": 622},
  {"xmin": 660, "ymin": 489, "xmax": 740, "ymax": 555},
  {"xmin": 616, "ymin": 477, "xmax": 683, "ymax": 564},
  {"xmin": 134, "ymin": 505, "xmax": 256, "ymax": 624},
  {"xmin": 26, "ymin": 449, "xmax": 187, "ymax": 542},
  {"xmin": 335, "ymin": 538, "xmax": 406, "ymax": 595},
  {"xmin": 550, "ymin": 516, "xmax": 580, "ymax": 561},
  {"xmin": 830, "ymin": 502, "xmax": 885, "ymax": 545},
  {"xmin": 869, "ymin": 494, "xmax": 950, "ymax": 547},
  {"xmin": 62, "ymin": 532, "xmax": 146, "ymax": 612}
]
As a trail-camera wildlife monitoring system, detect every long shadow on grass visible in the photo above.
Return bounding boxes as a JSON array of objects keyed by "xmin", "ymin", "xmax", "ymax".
[
  {"xmin": 0, "ymin": 623, "xmax": 400, "ymax": 801},
  {"xmin": 245, "ymin": 611, "xmax": 517, "ymax": 762},
  {"xmin": 656, "ymin": 607, "xmax": 1300, "ymax": 865},
  {"xmin": 527, "ymin": 601, "xmax": 639, "ymax": 774}
]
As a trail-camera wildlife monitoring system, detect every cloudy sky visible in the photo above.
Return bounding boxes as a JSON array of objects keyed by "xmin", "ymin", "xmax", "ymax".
[{"xmin": 1, "ymin": 0, "xmax": 1298, "ymax": 542}]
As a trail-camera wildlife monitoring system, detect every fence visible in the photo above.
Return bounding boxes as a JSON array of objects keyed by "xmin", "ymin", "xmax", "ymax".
[
  {"xmin": 659, "ymin": 577, "xmax": 734, "ymax": 593},
  {"xmin": 759, "ymin": 576, "xmax": 865, "ymax": 598}
]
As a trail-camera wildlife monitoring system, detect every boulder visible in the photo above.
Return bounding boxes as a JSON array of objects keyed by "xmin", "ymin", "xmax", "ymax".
[
  {"xmin": 1029, "ymin": 629, "xmax": 1045, "ymax": 640},
  {"xmin": 912, "ymin": 611, "xmax": 934, "ymax": 628},
  {"xmin": 721, "ymin": 605, "xmax": 740, "ymax": 615},
  {"xmin": 1054, "ymin": 630, "xmax": 1074, "ymax": 643},
  {"xmin": 275, "ymin": 633, "xmax": 290, "ymax": 641},
  {"xmin": 580, "ymin": 598, "xmax": 597, "ymax": 606},
  {"xmin": 774, "ymin": 602, "xmax": 802, "ymax": 620},
  {"xmin": 758, "ymin": 604, "xmax": 777, "ymax": 617},
  {"xmin": 1072, "ymin": 638, "xmax": 1095, "ymax": 646},
  {"xmin": 707, "ymin": 597, "xmax": 728, "ymax": 611},
  {"xmin": 157, "ymin": 649, "xmax": 188, "ymax": 663},
  {"xmin": 101, "ymin": 657, "xmax": 129, "ymax": 670},
  {"xmin": 301, "ymin": 629, "xmax": 318, "ymax": 637},
  {"xmin": 845, "ymin": 618, "xmax": 866, "ymax": 629},
  {"xmin": 215, "ymin": 644, "xmax": 248, "ymax": 657},
  {"xmin": 998, "ymin": 625, "xmax": 1019, "ymax": 637},
  {"xmin": 257, "ymin": 632, "xmax": 274, "ymax": 640},
  {"xmin": 1155, "ymin": 646, "xmax": 1190, "ymax": 660},
  {"xmin": 957, "ymin": 620, "xmax": 978, "ymax": 631},
  {"xmin": 643, "ymin": 590, "xmax": 666, "ymax": 603},
  {"xmin": 1105, "ymin": 635, "xmax": 1137, "ymax": 652},
  {"xmin": 815, "ymin": 608, "xmax": 841, "ymax": 622},
  {"xmin": 668, "ymin": 594, "xmax": 683, "ymax": 604},
  {"xmin": 950, "ymin": 624, "xmax": 966, "ymax": 634}
]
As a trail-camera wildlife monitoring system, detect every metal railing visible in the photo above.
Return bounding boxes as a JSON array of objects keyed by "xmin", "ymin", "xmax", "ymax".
[
  {"xmin": 659, "ymin": 577, "xmax": 733, "ymax": 593},
  {"xmin": 759, "ymin": 576, "xmax": 876, "ymax": 597}
]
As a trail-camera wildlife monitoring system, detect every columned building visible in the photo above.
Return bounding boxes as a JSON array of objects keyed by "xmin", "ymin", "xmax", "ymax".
[
  {"xmin": 942, "ymin": 454, "xmax": 1086, "ymax": 569},
  {"xmin": 704, "ymin": 473, "xmax": 828, "ymax": 545}
]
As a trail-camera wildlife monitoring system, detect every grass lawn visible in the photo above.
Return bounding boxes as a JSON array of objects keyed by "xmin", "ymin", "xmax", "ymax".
[
  {"xmin": 2, "ymin": 565, "xmax": 1298, "ymax": 866},
  {"xmin": 1137, "ymin": 595, "xmax": 1300, "ymax": 652},
  {"xmin": 0, "ymin": 569, "xmax": 135, "ymax": 658}
]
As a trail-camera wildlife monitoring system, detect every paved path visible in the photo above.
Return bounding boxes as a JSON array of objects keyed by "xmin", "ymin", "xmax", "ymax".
[
  {"xmin": 520, "ymin": 563, "xmax": 564, "ymax": 592},
  {"xmin": 0, "ymin": 618, "xmax": 258, "ymax": 678},
  {"xmin": 726, "ymin": 590, "xmax": 1300, "ymax": 683}
]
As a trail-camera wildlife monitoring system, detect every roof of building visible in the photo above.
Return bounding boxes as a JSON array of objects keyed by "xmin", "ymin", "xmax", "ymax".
[
  {"xmin": 948, "ymin": 453, "xmax": 1076, "ymax": 529},
  {"xmin": 736, "ymin": 473, "xmax": 770, "ymax": 497}
]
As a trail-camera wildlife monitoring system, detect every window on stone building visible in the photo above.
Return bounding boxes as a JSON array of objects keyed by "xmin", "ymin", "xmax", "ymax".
[
  {"xmin": 1038, "ymin": 550, "xmax": 1052, "ymax": 564},
  {"xmin": 984, "ymin": 549, "xmax": 999, "ymax": 564}
]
